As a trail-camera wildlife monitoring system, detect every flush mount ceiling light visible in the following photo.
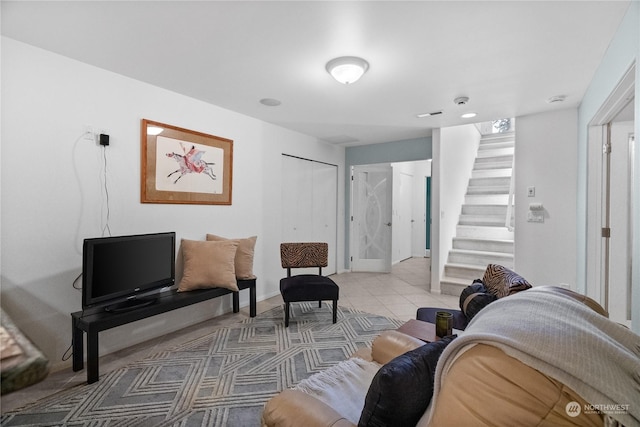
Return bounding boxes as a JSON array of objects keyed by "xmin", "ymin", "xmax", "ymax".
[
  {"xmin": 326, "ymin": 56, "xmax": 369, "ymax": 84},
  {"xmin": 461, "ymin": 112, "xmax": 477, "ymax": 119}
]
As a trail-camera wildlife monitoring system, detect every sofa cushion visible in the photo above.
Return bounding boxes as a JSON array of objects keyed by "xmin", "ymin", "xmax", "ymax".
[
  {"xmin": 482, "ymin": 264, "xmax": 532, "ymax": 298},
  {"xmin": 358, "ymin": 335, "xmax": 456, "ymax": 427},
  {"xmin": 425, "ymin": 344, "xmax": 603, "ymax": 427}
]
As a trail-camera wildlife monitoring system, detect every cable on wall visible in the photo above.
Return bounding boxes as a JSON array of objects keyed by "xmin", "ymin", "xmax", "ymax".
[{"xmin": 101, "ymin": 145, "xmax": 112, "ymax": 237}]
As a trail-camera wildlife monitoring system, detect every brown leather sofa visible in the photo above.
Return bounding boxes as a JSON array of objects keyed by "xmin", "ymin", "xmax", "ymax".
[
  {"xmin": 262, "ymin": 287, "xmax": 637, "ymax": 427},
  {"xmin": 262, "ymin": 330, "xmax": 425, "ymax": 427}
]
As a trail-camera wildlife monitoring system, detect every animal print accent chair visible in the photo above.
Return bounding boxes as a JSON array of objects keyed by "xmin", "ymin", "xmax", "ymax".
[
  {"xmin": 281, "ymin": 242, "xmax": 329, "ymax": 271},
  {"xmin": 279, "ymin": 242, "xmax": 339, "ymax": 327}
]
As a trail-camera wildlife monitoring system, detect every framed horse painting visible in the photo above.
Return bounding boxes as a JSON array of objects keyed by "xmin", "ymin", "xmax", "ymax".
[{"xmin": 141, "ymin": 119, "xmax": 233, "ymax": 205}]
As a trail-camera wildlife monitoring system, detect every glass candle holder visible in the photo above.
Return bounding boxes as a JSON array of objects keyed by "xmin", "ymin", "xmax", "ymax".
[{"xmin": 435, "ymin": 311, "xmax": 453, "ymax": 338}]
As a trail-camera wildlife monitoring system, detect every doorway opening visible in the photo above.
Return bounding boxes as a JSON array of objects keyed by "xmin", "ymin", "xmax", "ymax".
[
  {"xmin": 586, "ymin": 63, "xmax": 635, "ymax": 327},
  {"xmin": 350, "ymin": 160, "xmax": 431, "ymax": 273}
]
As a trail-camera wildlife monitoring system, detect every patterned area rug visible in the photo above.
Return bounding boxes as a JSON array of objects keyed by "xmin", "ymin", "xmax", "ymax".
[{"xmin": 2, "ymin": 304, "xmax": 403, "ymax": 426}]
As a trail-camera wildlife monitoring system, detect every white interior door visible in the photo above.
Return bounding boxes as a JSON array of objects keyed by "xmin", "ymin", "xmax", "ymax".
[
  {"xmin": 281, "ymin": 155, "xmax": 338, "ymax": 274},
  {"xmin": 351, "ymin": 164, "xmax": 393, "ymax": 272},
  {"xmin": 282, "ymin": 156, "xmax": 313, "ymax": 242},
  {"xmin": 394, "ymin": 171, "xmax": 413, "ymax": 263},
  {"xmin": 312, "ymin": 162, "xmax": 338, "ymax": 274}
]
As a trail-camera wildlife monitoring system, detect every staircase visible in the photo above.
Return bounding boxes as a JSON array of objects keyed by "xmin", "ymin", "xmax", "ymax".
[{"xmin": 441, "ymin": 131, "xmax": 515, "ymax": 296}]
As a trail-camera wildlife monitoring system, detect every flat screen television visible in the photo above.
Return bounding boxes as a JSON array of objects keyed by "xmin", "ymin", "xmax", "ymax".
[{"xmin": 82, "ymin": 232, "xmax": 176, "ymax": 312}]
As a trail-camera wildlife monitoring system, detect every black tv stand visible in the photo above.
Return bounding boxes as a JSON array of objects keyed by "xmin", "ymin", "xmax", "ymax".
[
  {"xmin": 104, "ymin": 297, "xmax": 157, "ymax": 313},
  {"xmin": 72, "ymin": 279, "xmax": 256, "ymax": 384}
]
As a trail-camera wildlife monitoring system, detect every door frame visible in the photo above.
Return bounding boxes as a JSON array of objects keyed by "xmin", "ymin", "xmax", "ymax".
[
  {"xmin": 585, "ymin": 63, "xmax": 635, "ymax": 319},
  {"xmin": 426, "ymin": 176, "xmax": 431, "ymax": 256}
]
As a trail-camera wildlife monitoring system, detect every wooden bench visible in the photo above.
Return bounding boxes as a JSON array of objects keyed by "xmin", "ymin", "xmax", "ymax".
[{"xmin": 71, "ymin": 279, "xmax": 256, "ymax": 384}]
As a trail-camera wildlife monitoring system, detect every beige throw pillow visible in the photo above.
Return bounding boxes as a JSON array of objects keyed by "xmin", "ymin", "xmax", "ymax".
[
  {"xmin": 206, "ymin": 234, "xmax": 257, "ymax": 280},
  {"xmin": 178, "ymin": 239, "xmax": 239, "ymax": 292}
]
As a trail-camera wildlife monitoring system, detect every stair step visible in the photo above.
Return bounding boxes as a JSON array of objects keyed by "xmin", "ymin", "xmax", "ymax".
[
  {"xmin": 469, "ymin": 176, "xmax": 511, "ymax": 187},
  {"xmin": 474, "ymin": 160, "xmax": 514, "ymax": 170},
  {"xmin": 459, "ymin": 214, "xmax": 507, "ymax": 226},
  {"xmin": 453, "ymin": 237, "xmax": 514, "ymax": 253},
  {"xmin": 479, "ymin": 131, "xmax": 515, "ymax": 144},
  {"xmin": 467, "ymin": 185, "xmax": 510, "ymax": 195},
  {"xmin": 476, "ymin": 147, "xmax": 514, "ymax": 158},
  {"xmin": 472, "ymin": 168, "xmax": 512, "ymax": 178},
  {"xmin": 448, "ymin": 249, "xmax": 514, "ymax": 268},
  {"xmin": 465, "ymin": 193, "xmax": 511, "ymax": 205},
  {"xmin": 444, "ymin": 263, "xmax": 486, "ymax": 281},
  {"xmin": 440, "ymin": 277, "xmax": 471, "ymax": 297},
  {"xmin": 456, "ymin": 225, "xmax": 514, "ymax": 240},
  {"xmin": 461, "ymin": 204, "xmax": 508, "ymax": 215},
  {"xmin": 478, "ymin": 140, "xmax": 515, "ymax": 151},
  {"xmin": 476, "ymin": 150, "xmax": 514, "ymax": 160}
]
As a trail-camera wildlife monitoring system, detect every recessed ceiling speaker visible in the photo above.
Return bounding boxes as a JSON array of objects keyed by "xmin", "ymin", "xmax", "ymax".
[{"xmin": 454, "ymin": 96, "xmax": 469, "ymax": 106}]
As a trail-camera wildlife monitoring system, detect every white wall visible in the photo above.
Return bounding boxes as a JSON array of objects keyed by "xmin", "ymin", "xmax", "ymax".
[
  {"xmin": 431, "ymin": 124, "xmax": 480, "ymax": 292},
  {"xmin": 514, "ymin": 108, "xmax": 578, "ymax": 287},
  {"xmin": 0, "ymin": 37, "xmax": 345, "ymax": 370}
]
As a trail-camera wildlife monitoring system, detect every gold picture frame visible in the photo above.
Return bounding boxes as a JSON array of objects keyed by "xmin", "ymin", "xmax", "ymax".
[{"xmin": 141, "ymin": 119, "xmax": 233, "ymax": 205}]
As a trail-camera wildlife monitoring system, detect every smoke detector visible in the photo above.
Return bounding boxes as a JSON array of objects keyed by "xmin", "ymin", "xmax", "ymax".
[{"xmin": 454, "ymin": 96, "xmax": 469, "ymax": 106}]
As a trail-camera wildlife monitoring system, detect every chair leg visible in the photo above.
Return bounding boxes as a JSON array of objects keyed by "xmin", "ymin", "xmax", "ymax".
[
  {"xmin": 318, "ymin": 301, "xmax": 322, "ymax": 308},
  {"xmin": 332, "ymin": 300, "xmax": 338, "ymax": 324},
  {"xmin": 284, "ymin": 302, "xmax": 290, "ymax": 327}
]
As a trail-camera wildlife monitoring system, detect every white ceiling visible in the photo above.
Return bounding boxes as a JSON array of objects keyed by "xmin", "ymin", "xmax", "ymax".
[{"xmin": 1, "ymin": 1, "xmax": 631, "ymax": 146}]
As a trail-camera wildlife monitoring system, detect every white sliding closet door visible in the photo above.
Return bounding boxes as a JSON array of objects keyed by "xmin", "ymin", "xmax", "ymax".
[{"xmin": 281, "ymin": 155, "xmax": 338, "ymax": 274}]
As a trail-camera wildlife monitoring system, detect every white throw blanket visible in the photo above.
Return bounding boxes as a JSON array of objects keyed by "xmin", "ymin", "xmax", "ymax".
[
  {"xmin": 294, "ymin": 357, "xmax": 381, "ymax": 424},
  {"xmin": 431, "ymin": 287, "xmax": 640, "ymax": 427}
]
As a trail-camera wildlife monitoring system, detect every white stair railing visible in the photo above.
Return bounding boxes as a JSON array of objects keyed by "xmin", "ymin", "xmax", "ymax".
[{"xmin": 505, "ymin": 153, "xmax": 515, "ymax": 231}]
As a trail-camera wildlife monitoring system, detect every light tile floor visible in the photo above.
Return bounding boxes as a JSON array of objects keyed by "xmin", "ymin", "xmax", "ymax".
[{"xmin": 2, "ymin": 257, "xmax": 458, "ymax": 413}]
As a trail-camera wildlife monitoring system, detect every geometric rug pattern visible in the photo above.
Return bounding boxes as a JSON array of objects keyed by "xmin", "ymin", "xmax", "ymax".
[{"xmin": 2, "ymin": 304, "xmax": 403, "ymax": 426}]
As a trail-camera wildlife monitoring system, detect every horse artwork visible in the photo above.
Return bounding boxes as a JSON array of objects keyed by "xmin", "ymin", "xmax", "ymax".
[
  {"xmin": 142, "ymin": 119, "xmax": 232, "ymax": 205},
  {"xmin": 166, "ymin": 142, "xmax": 217, "ymax": 184},
  {"xmin": 153, "ymin": 136, "xmax": 225, "ymax": 195}
]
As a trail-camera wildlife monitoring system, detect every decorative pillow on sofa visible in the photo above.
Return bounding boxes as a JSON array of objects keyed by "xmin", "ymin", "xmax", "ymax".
[
  {"xmin": 206, "ymin": 234, "xmax": 257, "ymax": 280},
  {"xmin": 358, "ymin": 335, "xmax": 456, "ymax": 427},
  {"xmin": 482, "ymin": 264, "xmax": 532, "ymax": 298},
  {"xmin": 178, "ymin": 239, "xmax": 239, "ymax": 292},
  {"xmin": 459, "ymin": 280, "xmax": 497, "ymax": 321}
]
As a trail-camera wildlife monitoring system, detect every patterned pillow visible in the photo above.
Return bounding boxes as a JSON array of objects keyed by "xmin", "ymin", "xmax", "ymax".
[{"xmin": 482, "ymin": 264, "xmax": 532, "ymax": 298}]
